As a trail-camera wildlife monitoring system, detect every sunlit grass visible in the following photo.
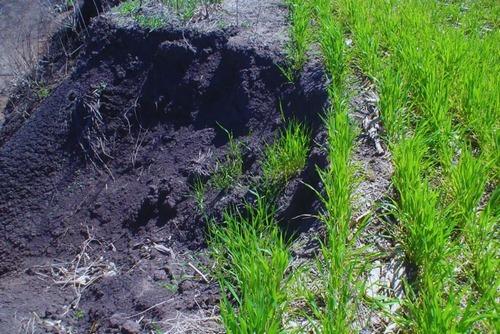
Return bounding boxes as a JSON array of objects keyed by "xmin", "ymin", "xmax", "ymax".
[
  {"xmin": 285, "ymin": 0, "xmax": 312, "ymax": 75},
  {"xmin": 211, "ymin": 132, "xmax": 243, "ymax": 192},
  {"xmin": 331, "ymin": 0, "xmax": 499, "ymax": 331},
  {"xmin": 209, "ymin": 119, "xmax": 311, "ymax": 333},
  {"xmin": 209, "ymin": 196, "xmax": 291, "ymax": 334},
  {"xmin": 211, "ymin": 0, "xmax": 498, "ymax": 331},
  {"xmin": 262, "ymin": 120, "xmax": 310, "ymax": 186}
]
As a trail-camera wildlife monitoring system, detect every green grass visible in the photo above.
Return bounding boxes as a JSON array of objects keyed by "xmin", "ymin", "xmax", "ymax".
[
  {"xmin": 211, "ymin": 132, "xmax": 243, "ymax": 191},
  {"xmin": 190, "ymin": 177, "xmax": 206, "ymax": 212},
  {"xmin": 209, "ymin": 197, "xmax": 291, "ymax": 333},
  {"xmin": 160, "ymin": 282, "xmax": 178, "ymax": 293},
  {"xmin": 136, "ymin": 14, "xmax": 166, "ymax": 30},
  {"xmin": 330, "ymin": 0, "xmax": 499, "ymax": 331},
  {"xmin": 205, "ymin": 0, "xmax": 498, "ymax": 332},
  {"xmin": 308, "ymin": 107, "xmax": 360, "ymax": 334},
  {"xmin": 282, "ymin": 0, "xmax": 366, "ymax": 331},
  {"xmin": 118, "ymin": 0, "xmax": 167, "ymax": 30},
  {"xmin": 282, "ymin": 0, "xmax": 499, "ymax": 332},
  {"xmin": 73, "ymin": 309, "xmax": 85, "ymax": 320},
  {"xmin": 118, "ymin": 0, "xmax": 141, "ymax": 16},
  {"xmin": 207, "ymin": 118, "xmax": 313, "ymax": 333},
  {"xmin": 36, "ymin": 85, "xmax": 51, "ymax": 99},
  {"xmin": 262, "ymin": 120, "xmax": 310, "ymax": 186},
  {"xmin": 285, "ymin": 0, "xmax": 312, "ymax": 76}
]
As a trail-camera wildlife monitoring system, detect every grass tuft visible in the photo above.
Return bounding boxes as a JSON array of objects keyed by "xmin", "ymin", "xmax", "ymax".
[
  {"xmin": 209, "ymin": 196, "xmax": 291, "ymax": 333},
  {"xmin": 262, "ymin": 120, "xmax": 310, "ymax": 186},
  {"xmin": 211, "ymin": 132, "xmax": 243, "ymax": 191}
]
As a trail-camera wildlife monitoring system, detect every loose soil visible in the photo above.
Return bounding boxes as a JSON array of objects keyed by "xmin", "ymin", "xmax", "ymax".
[{"xmin": 0, "ymin": 1, "xmax": 329, "ymax": 333}]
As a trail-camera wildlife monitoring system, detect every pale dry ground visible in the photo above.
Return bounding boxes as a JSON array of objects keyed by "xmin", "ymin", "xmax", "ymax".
[{"xmin": 0, "ymin": 0, "xmax": 58, "ymax": 125}]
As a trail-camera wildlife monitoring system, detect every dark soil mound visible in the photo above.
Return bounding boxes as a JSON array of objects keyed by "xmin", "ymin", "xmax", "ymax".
[
  {"xmin": 0, "ymin": 0, "xmax": 120, "ymax": 144},
  {"xmin": 0, "ymin": 4, "xmax": 326, "ymax": 332}
]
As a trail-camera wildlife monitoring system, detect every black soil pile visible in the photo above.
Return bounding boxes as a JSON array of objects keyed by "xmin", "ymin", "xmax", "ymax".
[{"xmin": 0, "ymin": 1, "xmax": 326, "ymax": 332}]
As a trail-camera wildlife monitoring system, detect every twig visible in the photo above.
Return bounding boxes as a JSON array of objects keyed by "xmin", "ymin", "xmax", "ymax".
[
  {"xmin": 123, "ymin": 299, "xmax": 174, "ymax": 319},
  {"xmin": 188, "ymin": 262, "xmax": 210, "ymax": 283}
]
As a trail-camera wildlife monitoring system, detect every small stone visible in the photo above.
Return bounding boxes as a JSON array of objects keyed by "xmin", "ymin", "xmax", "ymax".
[
  {"xmin": 109, "ymin": 313, "xmax": 125, "ymax": 328},
  {"xmin": 121, "ymin": 320, "xmax": 141, "ymax": 334},
  {"xmin": 178, "ymin": 280, "xmax": 196, "ymax": 293},
  {"xmin": 153, "ymin": 270, "xmax": 167, "ymax": 281}
]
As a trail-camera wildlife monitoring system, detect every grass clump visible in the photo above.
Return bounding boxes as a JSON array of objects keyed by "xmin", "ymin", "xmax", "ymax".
[
  {"xmin": 190, "ymin": 177, "xmax": 207, "ymax": 212},
  {"xmin": 118, "ymin": 0, "xmax": 141, "ymax": 16},
  {"xmin": 118, "ymin": 0, "xmax": 166, "ymax": 30},
  {"xmin": 160, "ymin": 282, "xmax": 178, "ymax": 293},
  {"xmin": 210, "ymin": 197, "xmax": 290, "ymax": 333},
  {"xmin": 262, "ymin": 120, "xmax": 310, "ymax": 186},
  {"xmin": 73, "ymin": 309, "xmax": 85, "ymax": 320},
  {"xmin": 36, "ymin": 85, "xmax": 51, "ymax": 99},
  {"xmin": 207, "ymin": 121, "xmax": 309, "ymax": 333},
  {"xmin": 211, "ymin": 132, "xmax": 243, "ymax": 191},
  {"xmin": 136, "ymin": 14, "xmax": 166, "ymax": 30}
]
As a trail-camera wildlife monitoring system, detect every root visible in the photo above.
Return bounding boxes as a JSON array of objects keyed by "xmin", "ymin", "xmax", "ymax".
[{"xmin": 76, "ymin": 83, "xmax": 115, "ymax": 178}]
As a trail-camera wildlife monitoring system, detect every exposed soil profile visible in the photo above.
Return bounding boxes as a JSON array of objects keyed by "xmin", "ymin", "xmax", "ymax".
[{"xmin": 0, "ymin": 1, "xmax": 328, "ymax": 332}]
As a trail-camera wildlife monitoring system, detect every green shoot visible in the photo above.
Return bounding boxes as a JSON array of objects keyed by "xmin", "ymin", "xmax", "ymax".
[
  {"xmin": 209, "ymin": 196, "xmax": 291, "ymax": 333},
  {"xmin": 211, "ymin": 132, "xmax": 243, "ymax": 191},
  {"xmin": 262, "ymin": 120, "xmax": 310, "ymax": 186}
]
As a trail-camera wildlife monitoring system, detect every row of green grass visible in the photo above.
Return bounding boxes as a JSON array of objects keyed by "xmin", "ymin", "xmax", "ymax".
[
  {"xmin": 281, "ymin": 0, "xmax": 368, "ymax": 331},
  {"xmin": 331, "ymin": 0, "xmax": 499, "ymax": 331},
  {"xmin": 311, "ymin": 0, "xmax": 366, "ymax": 331},
  {"xmin": 284, "ymin": 0, "xmax": 313, "ymax": 76}
]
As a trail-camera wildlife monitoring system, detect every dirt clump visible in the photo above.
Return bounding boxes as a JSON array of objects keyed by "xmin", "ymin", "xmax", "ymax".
[{"xmin": 0, "ymin": 1, "xmax": 327, "ymax": 332}]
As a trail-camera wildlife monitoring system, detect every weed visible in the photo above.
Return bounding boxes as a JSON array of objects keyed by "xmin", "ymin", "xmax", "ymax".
[
  {"xmin": 136, "ymin": 14, "xmax": 166, "ymax": 30},
  {"xmin": 262, "ymin": 120, "xmax": 310, "ymax": 186},
  {"xmin": 36, "ymin": 85, "xmax": 50, "ymax": 99},
  {"xmin": 118, "ymin": 0, "xmax": 141, "ymax": 16},
  {"xmin": 210, "ymin": 196, "xmax": 291, "ymax": 333},
  {"xmin": 73, "ymin": 309, "xmax": 85, "ymax": 320},
  {"xmin": 151, "ymin": 322, "xmax": 164, "ymax": 334},
  {"xmin": 190, "ymin": 177, "xmax": 206, "ymax": 212},
  {"xmin": 211, "ymin": 132, "xmax": 243, "ymax": 191},
  {"xmin": 161, "ymin": 282, "xmax": 178, "ymax": 293},
  {"xmin": 118, "ymin": 0, "xmax": 166, "ymax": 30}
]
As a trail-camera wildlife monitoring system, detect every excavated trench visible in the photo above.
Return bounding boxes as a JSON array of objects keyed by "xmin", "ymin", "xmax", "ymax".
[{"xmin": 0, "ymin": 2, "xmax": 327, "ymax": 332}]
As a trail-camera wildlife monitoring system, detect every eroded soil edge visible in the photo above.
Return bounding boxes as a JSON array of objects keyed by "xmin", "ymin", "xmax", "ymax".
[{"xmin": 0, "ymin": 13, "xmax": 326, "ymax": 333}]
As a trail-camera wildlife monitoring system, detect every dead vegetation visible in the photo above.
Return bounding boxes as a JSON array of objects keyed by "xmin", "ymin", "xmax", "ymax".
[{"xmin": 33, "ymin": 227, "xmax": 118, "ymax": 316}]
